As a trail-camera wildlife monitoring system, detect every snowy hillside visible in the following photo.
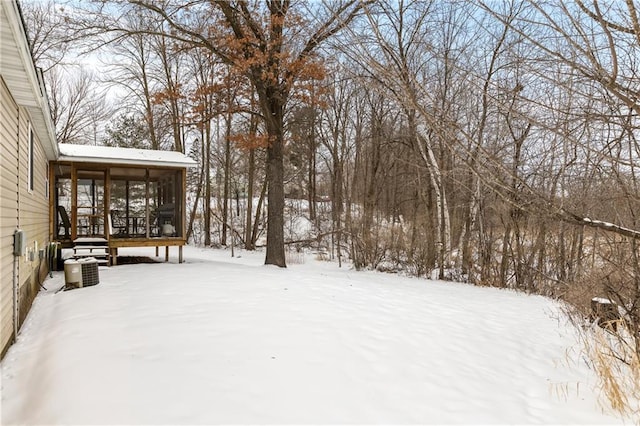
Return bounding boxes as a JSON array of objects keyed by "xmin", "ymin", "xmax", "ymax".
[{"xmin": 0, "ymin": 246, "xmax": 624, "ymax": 424}]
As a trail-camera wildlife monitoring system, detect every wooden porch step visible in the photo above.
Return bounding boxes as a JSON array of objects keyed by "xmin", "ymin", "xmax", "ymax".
[
  {"xmin": 73, "ymin": 246, "xmax": 109, "ymax": 252},
  {"xmin": 72, "ymin": 242, "xmax": 110, "ymax": 266}
]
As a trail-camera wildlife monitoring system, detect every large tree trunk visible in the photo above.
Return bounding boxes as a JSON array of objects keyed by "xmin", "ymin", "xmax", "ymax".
[
  {"xmin": 263, "ymin": 98, "xmax": 286, "ymax": 267},
  {"xmin": 265, "ymin": 144, "xmax": 285, "ymax": 266}
]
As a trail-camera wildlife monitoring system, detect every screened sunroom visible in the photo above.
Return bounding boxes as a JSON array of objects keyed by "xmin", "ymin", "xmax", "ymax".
[{"xmin": 50, "ymin": 144, "xmax": 196, "ymax": 263}]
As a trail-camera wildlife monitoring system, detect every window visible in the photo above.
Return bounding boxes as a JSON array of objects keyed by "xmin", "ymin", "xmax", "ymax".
[
  {"xmin": 28, "ymin": 125, "xmax": 34, "ymax": 192},
  {"xmin": 45, "ymin": 163, "xmax": 49, "ymax": 199}
]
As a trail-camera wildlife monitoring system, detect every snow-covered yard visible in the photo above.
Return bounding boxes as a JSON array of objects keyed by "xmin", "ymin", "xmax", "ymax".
[{"xmin": 0, "ymin": 246, "xmax": 624, "ymax": 424}]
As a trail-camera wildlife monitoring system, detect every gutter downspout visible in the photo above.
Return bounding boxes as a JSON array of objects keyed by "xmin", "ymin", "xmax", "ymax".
[
  {"xmin": 13, "ymin": 104, "xmax": 20, "ymax": 341},
  {"xmin": 13, "ymin": 253, "xmax": 19, "ymax": 340}
]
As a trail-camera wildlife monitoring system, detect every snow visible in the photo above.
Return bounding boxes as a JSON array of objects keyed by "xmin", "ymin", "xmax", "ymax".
[
  {"xmin": 592, "ymin": 297, "xmax": 614, "ymax": 305},
  {"xmin": 0, "ymin": 246, "xmax": 625, "ymax": 424},
  {"xmin": 57, "ymin": 143, "xmax": 196, "ymax": 168},
  {"xmin": 73, "ymin": 237, "xmax": 108, "ymax": 244}
]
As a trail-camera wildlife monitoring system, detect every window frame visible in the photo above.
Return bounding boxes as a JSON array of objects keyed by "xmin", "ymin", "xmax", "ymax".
[
  {"xmin": 28, "ymin": 124, "xmax": 34, "ymax": 193},
  {"xmin": 45, "ymin": 162, "xmax": 49, "ymax": 199}
]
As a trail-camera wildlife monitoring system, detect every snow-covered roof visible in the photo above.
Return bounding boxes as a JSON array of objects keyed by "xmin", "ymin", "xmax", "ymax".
[{"xmin": 57, "ymin": 144, "xmax": 197, "ymax": 168}]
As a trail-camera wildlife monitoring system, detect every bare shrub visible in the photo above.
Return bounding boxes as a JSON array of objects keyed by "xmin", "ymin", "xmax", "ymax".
[
  {"xmin": 571, "ymin": 320, "xmax": 640, "ymax": 419},
  {"xmin": 348, "ymin": 219, "xmax": 388, "ymax": 270},
  {"xmin": 285, "ymin": 246, "xmax": 305, "ymax": 265},
  {"xmin": 562, "ymin": 236, "xmax": 640, "ymax": 419}
]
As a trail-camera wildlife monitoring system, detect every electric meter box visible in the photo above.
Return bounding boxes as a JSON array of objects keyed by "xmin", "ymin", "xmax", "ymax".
[{"xmin": 13, "ymin": 230, "xmax": 26, "ymax": 256}]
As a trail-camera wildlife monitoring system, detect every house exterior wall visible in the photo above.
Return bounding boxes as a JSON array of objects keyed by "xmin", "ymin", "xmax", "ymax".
[
  {"xmin": 0, "ymin": 77, "xmax": 51, "ymax": 358},
  {"xmin": 0, "ymin": 77, "xmax": 19, "ymax": 357}
]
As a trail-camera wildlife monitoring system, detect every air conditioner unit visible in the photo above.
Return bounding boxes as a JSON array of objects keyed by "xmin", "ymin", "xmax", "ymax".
[
  {"xmin": 78, "ymin": 257, "xmax": 100, "ymax": 286},
  {"xmin": 64, "ymin": 259, "xmax": 82, "ymax": 287}
]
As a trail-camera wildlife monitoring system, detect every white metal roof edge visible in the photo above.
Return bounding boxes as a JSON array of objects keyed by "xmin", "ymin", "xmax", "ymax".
[
  {"xmin": 31, "ymin": 67, "xmax": 57, "ymax": 158},
  {"xmin": 56, "ymin": 155, "xmax": 196, "ymax": 168},
  {"xmin": 56, "ymin": 146, "xmax": 197, "ymax": 168}
]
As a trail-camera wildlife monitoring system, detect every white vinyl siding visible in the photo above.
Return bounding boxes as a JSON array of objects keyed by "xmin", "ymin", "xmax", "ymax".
[
  {"xmin": 1, "ymin": 77, "xmax": 51, "ymax": 357},
  {"xmin": 0, "ymin": 78, "xmax": 19, "ymax": 355},
  {"xmin": 17, "ymin": 103, "xmax": 49, "ymax": 287},
  {"xmin": 1, "ymin": 0, "xmax": 58, "ymax": 359}
]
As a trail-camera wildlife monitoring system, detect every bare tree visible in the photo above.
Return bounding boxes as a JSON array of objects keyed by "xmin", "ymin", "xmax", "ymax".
[
  {"xmin": 47, "ymin": 67, "xmax": 111, "ymax": 144},
  {"xmin": 23, "ymin": 0, "xmax": 69, "ymax": 72},
  {"xmin": 117, "ymin": 0, "xmax": 369, "ymax": 267},
  {"xmin": 105, "ymin": 14, "xmax": 163, "ymax": 149},
  {"xmin": 317, "ymin": 66, "xmax": 359, "ymax": 265},
  {"xmin": 343, "ymin": 0, "xmax": 460, "ymax": 277},
  {"xmin": 23, "ymin": 2, "xmax": 112, "ymax": 145}
]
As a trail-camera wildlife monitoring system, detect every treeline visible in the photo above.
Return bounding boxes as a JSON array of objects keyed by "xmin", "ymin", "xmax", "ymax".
[{"xmin": 25, "ymin": 0, "xmax": 640, "ymax": 306}]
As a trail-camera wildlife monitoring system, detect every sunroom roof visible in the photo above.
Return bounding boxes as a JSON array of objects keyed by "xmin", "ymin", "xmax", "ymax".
[{"xmin": 57, "ymin": 144, "xmax": 197, "ymax": 168}]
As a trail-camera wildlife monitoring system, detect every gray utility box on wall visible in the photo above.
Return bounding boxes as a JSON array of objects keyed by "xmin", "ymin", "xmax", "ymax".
[{"xmin": 13, "ymin": 229, "xmax": 26, "ymax": 256}]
